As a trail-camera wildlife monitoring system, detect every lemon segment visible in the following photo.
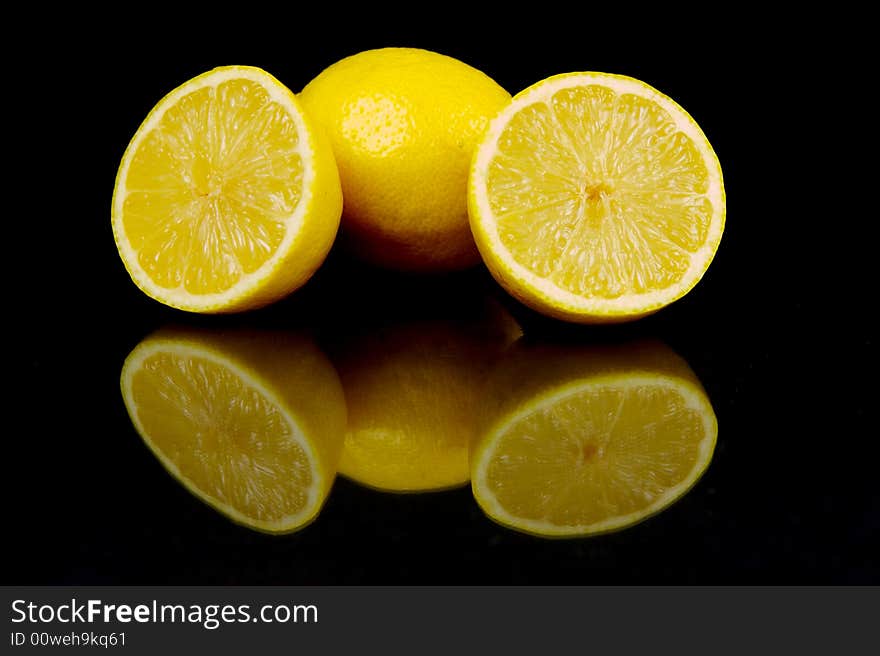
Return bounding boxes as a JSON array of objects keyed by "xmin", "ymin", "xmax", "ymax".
[
  {"xmin": 113, "ymin": 66, "xmax": 342, "ymax": 312},
  {"xmin": 120, "ymin": 329, "xmax": 346, "ymax": 534},
  {"xmin": 469, "ymin": 73, "xmax": 725, "ymax": 322}
]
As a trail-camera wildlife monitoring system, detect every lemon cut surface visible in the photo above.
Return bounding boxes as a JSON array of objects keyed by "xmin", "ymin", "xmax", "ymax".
[
  {"xmin": 121, "ymin": 330, "xmax": 346, "ymax": 533},
  {"xmin": 469, "ymin": 73, "xmax": 724, "ymax": 322},
  {"xmin": 112, "ymin": 66, "xmax": 342, "ymax": 312},
  {"xmin": 471, "ymin": 343, "xmax": 717, "ymax": 537}
]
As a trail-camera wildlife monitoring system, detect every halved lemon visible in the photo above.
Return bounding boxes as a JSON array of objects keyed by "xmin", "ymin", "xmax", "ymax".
[
  {"xmin": 471, "ymin": 341, "xmax": 717, "ymax": 537},
  {"xmin": 469, "ymin": 73, "xmax": 725, "ymax": 322},
  {"xmin": 120, "ymin": 328, "xmax": 346, "ymax": 534},
  {"xmin": 112, "ymin": 66, "xmax": 342, "ymax": 312}
]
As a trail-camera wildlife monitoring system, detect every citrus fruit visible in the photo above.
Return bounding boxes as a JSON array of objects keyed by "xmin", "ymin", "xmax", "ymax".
[
  {"xmin": 471, "ymin": 341, "xmax": 717, "ymax": 537},
  {"xmin": 112, "ymin": 66, "xmax": 342, "ymax": 313},
  {"xmin": 120, "ymin": 328, "xmax": 346, "ymax": 534},
  {"xmin": 334, "ymin": 305, "xmax": 521, "ymax": 492},
  {"xmin": 469, "ymin": 72, "xmax": 725, "ymax": 322},
  {"xmin": 300, "ymin": 48, "xmax": 510, "ymax": 271}
]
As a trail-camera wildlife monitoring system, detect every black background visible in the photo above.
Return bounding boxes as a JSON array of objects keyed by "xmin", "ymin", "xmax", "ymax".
[{"xmin": 12, "ymin": 18, "xmax": 876, "ymax": 584}]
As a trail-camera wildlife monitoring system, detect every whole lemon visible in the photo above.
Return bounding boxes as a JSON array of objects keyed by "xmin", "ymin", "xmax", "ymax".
[
  {"xmin": 332, "ymin": 302, "xmax": 521, "ymax": 492},
  {"xmin": 300, "ymin": 48, "xmax": 510, "ymax": 271}
]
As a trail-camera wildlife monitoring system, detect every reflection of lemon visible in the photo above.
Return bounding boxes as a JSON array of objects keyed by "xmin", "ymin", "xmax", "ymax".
[
  {"xmin": 336, "ymin": 308, "xmax": 521, "ymax": 492},
  {"xmin": 121, "ymin": 328, "xmax": 346, "ymax": 534},
  {"xmin": 300, "ymin": 48, "xmax": 510, "ymax": 271},
  {"xmin": 469, "ymin": 73, "xmax": 725, "ymax": 322},
  {"xmin": 471, "ymin": 341, "xmax": 717, "ymax": 537},
  {"xmin": 112, "ymin": 66, "xmax": 342, "ymax": 312}
]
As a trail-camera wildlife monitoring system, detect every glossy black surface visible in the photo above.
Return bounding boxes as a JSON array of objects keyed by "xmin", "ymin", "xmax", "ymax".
[{"xmin": 13, "ymin": 24, "xmax": 875, "ymax": 584}]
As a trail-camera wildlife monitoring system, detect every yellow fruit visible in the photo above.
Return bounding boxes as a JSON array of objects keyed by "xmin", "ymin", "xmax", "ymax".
[
  {"xmin": 120, "ymin": 328, "xmax": 346, "ymax": 534},
  {"xmin": 112, "ymin": 66, "xmax": 342, "ymax": 313},
  {"xmin": 335, "ymin": 305, "xmax": 521, "ymax": 492},
  {"xmin": 471, "ymin": 341, "xmax": 717, "ymax": 537},
  {"xmin": 300, "ymin": 48, "xmax": 511, "ymax": 271},
  {"xmin": 469, "ymin": 72, "xmax": 725, "ymax": 322}
]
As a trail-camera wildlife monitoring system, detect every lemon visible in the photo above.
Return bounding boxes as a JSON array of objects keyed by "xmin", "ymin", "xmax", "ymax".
[
  {"xmin": 112, "ymin": 66, "xmax": 342, "ymax": 313},
  {"xmin": 469, "ymin": 73, "xmax": 725, "ymax": 322},
  {"xmin": 300, "ymin": 48, "xmax": 511, "ymax": 271},
  {"xmin": 471, "ymin": 341, "xmax": 717, "ymax": 537},
  {"xmin": 120, "ymin": 328, "xmax": 346, "ymax": 534},
  {"xmin": 334, "ymin": 306, "xmax": 521, "ymax": 492}
]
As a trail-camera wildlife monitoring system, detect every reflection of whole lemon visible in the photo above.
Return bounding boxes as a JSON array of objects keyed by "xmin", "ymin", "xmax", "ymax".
[
  {"xmin": 121, "ymin": 328, "xmax": 346, "ymax": 534},
  {"xmin": 335, "ymin": 310, "xmax": 521, "ymax": 492},
  {"xmin": 300, "ymin": 48, "xmax": 511, "ymax": 271},
  {"xmin": 472, "ymin": 340, "xmax": 717, "ymax": 538}
]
